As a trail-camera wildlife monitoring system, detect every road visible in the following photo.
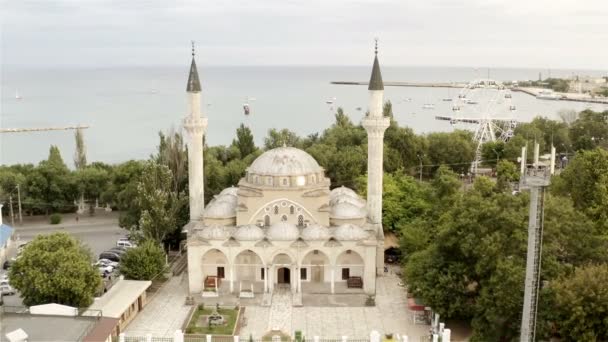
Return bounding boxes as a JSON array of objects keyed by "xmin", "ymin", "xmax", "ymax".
[{"xmin": 14, "ymin": 222, "xmax": 128, "ymax": 258}]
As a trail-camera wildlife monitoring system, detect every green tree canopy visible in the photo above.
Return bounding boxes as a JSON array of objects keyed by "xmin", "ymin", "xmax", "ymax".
[
  {"xmin": 8, "ymin": 232, "xmax": 100, "ymax": 307},
  {"xmin": 232, "ymin": 123, "xmax": 257, "ymax": 158},
  {"xmin": 119, "ymin": 240, "xmax": 166, "ymax": 280}
]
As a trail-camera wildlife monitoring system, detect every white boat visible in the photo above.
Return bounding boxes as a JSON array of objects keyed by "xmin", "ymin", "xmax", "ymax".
[
  {"xmin": 422, "ymin": 103, "xmax": 435, "ymax": 110},
  {"xmin": 465, "ymin": 99, "xmax": 478, "ymax": 105},
  {"xmin": 325, "ymin": 96, "xmax": 336, "ymax": 104},
  {"xmin": 442, "ymin": 98, "xmax": 452, "ymax": 102},
  {"xmin": 536, "ymin": 90, "xmax": 561, "ymax": 100},
  {"xmin": 15, "ymin": 90, "xmax": 22, "ymax": 100}
]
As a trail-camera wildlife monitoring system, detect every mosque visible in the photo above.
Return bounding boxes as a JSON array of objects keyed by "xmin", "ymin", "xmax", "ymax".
[{"xmin": 184, "ymin": 43, "xmax": 390, "ymax": 301}]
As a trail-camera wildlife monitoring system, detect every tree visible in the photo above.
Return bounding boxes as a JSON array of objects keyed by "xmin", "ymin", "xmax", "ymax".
[
  {"xmin": 569, "ymin": 110, "xmax": 608, "ymax": 151},
  {"xmin": 264, "ymin": 128, "xmax": 301, "ymax": 149},
  {"xmin": 556, "ymin": 148, "xmax": 608, "ymax": 233},
  {"xmin": 551, "ymin": 264, "xmax": 608, "ymax": 341},
  {"xmin": 495, "ymin": 160, "xmax": 519, "ymax": 191},
  {"xmin": 232, "ymin": 123, "xmax": 257, "ymax": 158},
  {"xmin": 119, "ymin": 240, "xmax": 166, "ymax": 280},
  {"xmin": 74, "ymin": 128, "xmax": 87, "ymax": 170},
  {"xmin": 135, "ymin": 162, "xmax": 185, "ymax": 243},
  {"xmin": 480, "ymin": 141, "xmax": 506, "ymax": 168},
  {"xmin": 8, "ymin": 232, "xmax": 100, "ymax": 307},
  {"xmin": 426, "ymin": 131, "xmax": 475, "ymax": 174},
  {"xmin": 155, "ymin": 130, "xmax": 188, "ymax": 193}
]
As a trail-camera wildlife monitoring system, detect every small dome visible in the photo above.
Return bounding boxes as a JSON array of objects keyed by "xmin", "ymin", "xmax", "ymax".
[
  {"xmin": 219, "ymin": 187, "xmax": 239, "ymax": 197},
  {"xmin": 330, "ymin": 195, "xmax": 366, "ymax": 209},
  {"xmin": 267, "ymin": 221, "xmax": 300, "ymax": 241},
  {"xmin": 301, "ymin": 224, "xmax": 331, "ymax": 241},
  {"xmin": 334, "ymin": 224, "xmax": 368, "ymax": 241},
  {"xmin": 233, "ymin": 224, "xmax": 265, "ymax": 241},
  {"xmin": 248, "ymin": 147, "xmax": 322, "ymax": 176},
  {"xmin": 330, "ymin": 202, "xmax": 366, "ymax": 219},
  {"xmin": 330, "ymin": 186, "xmax": 360, "ymax": 199},
  {"xmin": 204, "ymin": 198, "xmax": 236, "ymax": 218},
  {"xmin": 200, "ymin": 225, "xmax": 233, "ymax": 240}
]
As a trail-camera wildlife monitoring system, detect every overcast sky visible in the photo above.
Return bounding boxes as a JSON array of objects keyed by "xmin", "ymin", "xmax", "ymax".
[{"xmin": 1, "ymin": 0, "xmax": 607, "ymax": 69}]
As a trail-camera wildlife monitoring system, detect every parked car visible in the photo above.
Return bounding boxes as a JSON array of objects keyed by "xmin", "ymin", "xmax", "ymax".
[
  {"xmin": 94, "ymin": 262, "xmax": 114, "ymax": 273},
  {"xmin": 99, "ymin": 252, "xmax": 121, "ymax": 262},
  {"xmin": 116, "ymin": 240, "xmax": 137, "ymax": 248},
  {"xmin": 3, "ymin": 260, "xmax": 12, "ymax": 270},
  {"xmin": 107, "ymin": 248, "xmax": 127, "ymax": 256},
  {"xmin": 97, "ymin": 259, "xmax": 119, "ymax": 268},
  {"xmin": 0, "ymin": 284, "xmax": 16, "ymax": 296}
]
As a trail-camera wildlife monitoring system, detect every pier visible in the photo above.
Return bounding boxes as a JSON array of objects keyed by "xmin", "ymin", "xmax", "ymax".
[{"xmin": 331, "ymin": 81, "xmax": 608, "ymax": 105}]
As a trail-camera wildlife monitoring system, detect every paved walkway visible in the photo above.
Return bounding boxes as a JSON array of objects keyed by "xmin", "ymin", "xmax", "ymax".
[
  {"xmin": 267, "ymin": 286, "xmax": 292, "ymax": 332},
  {"xmin": 240, "ymin": 274, "xmax": 430, "ymax": 339},
  {"xmin": 124, "ymin": 274, "xmax": 191, "ymax": 338}
]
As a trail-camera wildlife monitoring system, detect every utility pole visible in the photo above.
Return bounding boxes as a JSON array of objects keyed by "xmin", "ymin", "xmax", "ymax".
[
  {"xmin": 9, "ymin": 196, "xmax": 15, "ymax": 226},
  {"xmin": 16, "ymin": 184, "xmax": 23, "ymax": 225},
  {"xmin": 417, "ymin": 154, "xmax": 423, "ymax": 182}
]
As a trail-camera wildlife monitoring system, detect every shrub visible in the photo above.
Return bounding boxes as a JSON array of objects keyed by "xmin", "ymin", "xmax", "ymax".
[
  {"xmin": 49, "ymin": 213, "xmax": 62, "ymax": 224},
  {"xmin": 119, "ymin": 239, "xmax": 166, "ymax": 280}
]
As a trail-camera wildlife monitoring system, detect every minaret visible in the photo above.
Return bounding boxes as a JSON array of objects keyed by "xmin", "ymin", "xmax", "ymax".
[
  {"xmin": 362, "ymin": 39, "xmax": 390, "ymax": 225},
  {"xmin": 183, "ymin": 42, "xmax": 208, "ymax": 221}
]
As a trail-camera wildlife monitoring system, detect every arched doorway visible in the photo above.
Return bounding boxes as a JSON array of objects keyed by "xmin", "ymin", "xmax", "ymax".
[
  {"xmin": 200, "ymin": 248, "xmax": 228, "ymax": 293},
  {"xmin": 277, "ymin": 267, "xmax": 291, "ymax": 284},
  {"xmin": 336, "ymin": 249, "xmax": 365, "ymax": 292}
]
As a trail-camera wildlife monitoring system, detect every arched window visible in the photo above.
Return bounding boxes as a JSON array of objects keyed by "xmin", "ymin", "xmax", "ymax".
[
  {"xmin": 282, "ymin": 178, "xmax": 288, "ymax": 186},
  {"xmin": 311, "ymin": 175, "xmax": 316, "ymax": 184},
  {"xmin": 298, "ymin": 215, "xmax": 304, "ymax": 227},
  {"xmin": 281, "ymin": 215, "xmax": 288, "ymax": 222},
  {"xmin": 264, "ymin": 215, "xmax": 270, "ymax": 227},
  {"xmin": 254, "ymin": 176, "xmax": 258, "ymax": 184},
  {"xmin": 274, "ymin": 206, "xmax": 279, "ymax": 215},
  {"xmin": 266, "ymin": 177, "xmax": 272, "ymax": 186},
  {"xmin": 290, "ymin": 206, "xmax": 295, "ymax": 215}
]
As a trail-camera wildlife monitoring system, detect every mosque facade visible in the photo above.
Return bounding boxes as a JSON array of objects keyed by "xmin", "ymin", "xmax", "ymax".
[{"xmin": 184, "ymin": 44, "xmax": 389, "ymax": 300}]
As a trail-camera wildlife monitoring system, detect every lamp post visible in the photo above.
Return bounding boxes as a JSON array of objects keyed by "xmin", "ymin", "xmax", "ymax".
[{"xmin": 417, "ymin": 153, "xmax": 423, "ymax": 182}]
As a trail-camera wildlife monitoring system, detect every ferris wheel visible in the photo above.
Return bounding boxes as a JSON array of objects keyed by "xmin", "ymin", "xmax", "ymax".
[{"xmin": 435, "ymin": 79, "xmax": 518, "ymax": 173}]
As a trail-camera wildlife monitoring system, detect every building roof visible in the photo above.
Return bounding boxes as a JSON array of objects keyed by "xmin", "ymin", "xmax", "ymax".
[
  {"xmin": 83, "ymin": 279, "xmax": 151, "ymax": 319},
  {"xmin": 1, "ymin": 314, "xmax": 97, "ymax": 342},
  {"xmin": 1, "ymin": 224, "xmax": 14, "ymax": 247},
  {"xmin": 199, "ymin": 225, "xmax": 234, "ymax": 240},
  {"xmin": 82, "ymin": 317, "xmax": 119, "ymax": 342},
  {"xmin": 301, "ymin": 224, "xmax": 330, "ymax": 241},
  {"xmin": 330, "ymin": 202, "xmax": 366, "ymax": 219},
  {"xmin": 333, "ymin": 224, "xmax": 368, "ymax": 241},
  {"xmin": 267, "ymin": 221, "xmax": 300, "ymax": 241},
  {"xmin": 368, "ymin": 53, "xmax": 384, "ymax": 91},
  {"xmin": 247, "ymin": 147, "xmax": 323, "ymax": 176},
  {"xmin": 233, "ymin": 224, "xmax": 265, "ymax": 241},
  {"xmin": 186, "ymin": 57, "xmax": 201, "ymax": 92}
]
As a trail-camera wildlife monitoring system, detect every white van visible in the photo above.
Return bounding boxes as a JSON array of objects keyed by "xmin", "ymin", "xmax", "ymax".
[{"xmin": 116, "ymin": 240, "xmax": 136, "ymax": 248}]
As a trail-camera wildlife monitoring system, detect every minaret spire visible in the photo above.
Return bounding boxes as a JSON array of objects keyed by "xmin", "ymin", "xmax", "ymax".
[
  {"xmin": 183, "ymin": 43, "xmax": 208, "ymax": 221},
  {"xmin": 368, "ymin": 38, "xmax": 384, "ymax": 91},
  {"xmin": 187, "ymin": 41, "xmax": 202, "ymax": 93}
]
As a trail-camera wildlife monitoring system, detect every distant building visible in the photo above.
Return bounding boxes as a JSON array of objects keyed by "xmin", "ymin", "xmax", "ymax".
[{"xmin": 0, "ymin": 204, "xmax": 15, "ymax": 266}]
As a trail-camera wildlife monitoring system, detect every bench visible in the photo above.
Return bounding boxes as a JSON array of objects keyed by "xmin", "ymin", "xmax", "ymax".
[{"xmin": 347, "ymin": 276, "xmax": 363, "ymax": 288}]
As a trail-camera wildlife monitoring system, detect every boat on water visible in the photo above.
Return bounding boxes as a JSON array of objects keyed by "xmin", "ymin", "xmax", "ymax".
[
  {"xmin": 442, "ymin": 98, "xmax": 452, "ymax": 102},
  {"xmin": 465, "ymin": 99, "xmax": 478, "ymax": 105},
  {"xmin": 536, "ymin": 90, "xmax": 561, "ymax": 100},
  {"xmin": 243, "ymin": 103, "xmax": 250, "ymax": 115},
  {"xmin": 422, "ymin": 103, "xmax": 435, "ymax": 110},
  {"xmin": 325, "ymin": 96, "xmax": 336, "ymax": 104},
  {"xmin": 356, "ymin": 107, "xmax": 362, "ymax": 111},
  {"xmin": 15, "ymin": 90, "xmax": 22, "ymax": 100}
]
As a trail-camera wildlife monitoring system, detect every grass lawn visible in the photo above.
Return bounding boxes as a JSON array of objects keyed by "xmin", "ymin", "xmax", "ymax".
[{"xmin": 186, "ymin": 306, "xmax": 239, "ymax": 335}]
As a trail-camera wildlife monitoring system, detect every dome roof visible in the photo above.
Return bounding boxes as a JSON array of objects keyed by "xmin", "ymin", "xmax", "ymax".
[
  {"xmin": 203, "ymin": 198, "xmax": 236, "ymax": 218},
  {"xmin": 330, "ymin": 186, "xmax": 360, "ymax": 199},
  {"xmin": 267, "ymin": 221, "xmax": 300, "ymax": 241},
  {"xmin": 334, "ymin": 224, "xmax": 368, "ymax": 241},
  {"xmin": 219, "ymin": 187, "xmax": 239, "ymax": 197},
  {"xmin": 330, "ymin": 195, "xmax": 366, "ymax": 209},
  {"xmin": 330, "ymin": 202, "xmax": 366, "ymax": 219},
  {"xmin": 248, "ymin": 147, "xmax": 322, "ymax": 176},
  {"xmin": 233, "ymin": 224, "xmax": 265, "ymax": 241},
  {"xmin": 199, "ymin": 225, "xmax": 233, "ymax": 240},
  {"xmin": 301, "ymin": 224, "xmax": 331, "ymax": 241}
]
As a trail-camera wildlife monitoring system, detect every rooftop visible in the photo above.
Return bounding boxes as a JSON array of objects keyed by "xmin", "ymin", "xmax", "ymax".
[
  {"xmin": 247, "ymin": 146, "xmax": 323, "ymax": 177},
  {"xmin": 83, "ymin": 279, "xmax": 151, "ymax": 319},
  {"xmin": 1, "ymin": 313, "xmax": 97, "ymax": 342}
]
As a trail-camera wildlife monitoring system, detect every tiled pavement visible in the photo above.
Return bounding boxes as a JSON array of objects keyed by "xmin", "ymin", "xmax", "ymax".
[
  {"xmin": 125, "ymin": 272, "xmax": 430, "ymax": 340},
  {"xmin": 124, "ymin": 274, "xmax": 192, "ymax": 338}
]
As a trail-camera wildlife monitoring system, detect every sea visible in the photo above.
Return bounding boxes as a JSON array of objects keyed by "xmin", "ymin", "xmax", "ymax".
[{"xmin": 1, "ymin": 66, "xmax": 607, "ymax": 168}]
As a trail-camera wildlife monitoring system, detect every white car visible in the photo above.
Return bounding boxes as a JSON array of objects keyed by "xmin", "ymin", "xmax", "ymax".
[
  {"xmin": 116, "ymin": 240, "xmax": 136, "ymax": 248},
  {"xmin": 0, "ymin": 284, "xmax": 16, "ymax": 295},
  {"xmin": 97, "ymin": 259, "xmax": 118, "ymax": 268}
]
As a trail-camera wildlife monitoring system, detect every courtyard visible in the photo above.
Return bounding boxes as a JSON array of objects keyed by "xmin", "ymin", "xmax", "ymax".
[{"xmin": 124, "ymin": 269, "xmax": 431, "ymax": 340}]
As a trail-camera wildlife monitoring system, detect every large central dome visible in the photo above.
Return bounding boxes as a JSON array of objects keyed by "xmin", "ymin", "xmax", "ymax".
[{"xmin": 248, "ymin": 146, "xmax": 322, "ymax": 176}]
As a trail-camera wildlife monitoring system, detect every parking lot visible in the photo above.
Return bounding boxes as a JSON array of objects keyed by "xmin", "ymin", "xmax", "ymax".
[{"xmin": 2, "ymin": 213, "xmax": 129, "ymax": 306}]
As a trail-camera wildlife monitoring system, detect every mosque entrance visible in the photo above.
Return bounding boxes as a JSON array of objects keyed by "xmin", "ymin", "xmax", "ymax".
[{"xmin": 277, "ymin": 267, "xmax": 291, "ymax": 284}]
